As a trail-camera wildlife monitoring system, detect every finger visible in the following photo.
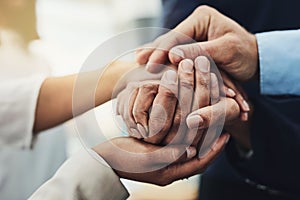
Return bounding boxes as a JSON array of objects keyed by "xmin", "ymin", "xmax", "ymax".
[
  {"xmin": 190, "ymin": 56, "xmax": 211, "ymax": 147},
  {"xmin": 168, "ymin": 37, "xmax": 226, "ymax": 65},
  {"xmin": 146, "ymin": 50, "xmax": 169, "ymax": 73},
  {"xmin": 117, "ymin": 89, "xmax": 137, "ymax": 137},
  {"xmin": 223, "ymin": 86, "xmax": 249, "ymax": 123},
  {"xmin": 186, "ymin": 98, "xmax": 240, "ymax": 130},
  {"xmin": 141, "ymin": 6, "xmax": 217, "ymax": 73},
  {"xmin": 126, "ymin": 88, "xmax": 141, "ymax": 138},
  {"xmin": 133, "ymin": 82, "xmax": 159, "ymax": 138},
  {"xmin": 147, "ymin": 70, "xmax": 178, "ymax": 144},
  {"xmin": 169, "ymin": 43, "xmax": 204, "ymax": 64},
  {"xmin": 135, "ymin": 43, "xmax": 151, "ymax": 56},
  {"xmin": 152, "ymin": 145, "xmax": 197, "ymax": 165},
  {"xmin": 122, "ymin": 84, "xmax": 141, "ymax": 138},
  {"xmin": 136, "ymin": 35, "xmax": 170, "ymax": 69},
  {"xmin": 210, "ymin": 73, "xmax": 220, "ymax": 104},
  {"xmin": 221, "ymin": 72, "xmax": 250, "ymax": 113},
  {"xmin": 135, "ymin": 43, "xmax": 157, "ymax": 64},
  {"xmin": 163, "ymin": 59, "xmax": 194, "ymax": 144},
  {"xmin": 192, "ymin": 56, "xmax": 211, "ymax": 110},
  {"xmin": 197, "ymin": 74, "xmax": 220, "ymax": 157},
  {"xmin": 240, "ymin": 112, "xmax": 248, "ymax": 122},
  {"xmin": 235, "ymin": 82, "xmax": 249, "ymax": 100},
  {"xmin": 224, "ymin": 85, "xmax": 236, "ymax": 98},
  {"xmin": 167, "ymin": 133, "xmax": 229, "ymax": 181},
  {"xmin": 145, "ymin": 32, "xmax": 194, "ymax": 73}
]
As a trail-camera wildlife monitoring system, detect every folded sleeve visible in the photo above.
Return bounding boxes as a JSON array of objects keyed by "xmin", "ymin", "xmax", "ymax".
[
  {"xmin": 256, "ymin": 30, "xmax": 300, "ymax": 95},
  {"xmin": 0, "ymin": 75, "xmax": 46, "ymax": 149},
  {"xmin": 28, "ymin": 149, "xmax": 129, "ymax": 200}
]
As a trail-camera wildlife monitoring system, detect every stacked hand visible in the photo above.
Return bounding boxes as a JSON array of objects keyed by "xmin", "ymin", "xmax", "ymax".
[
  {"xmin": 117, "ymin": 56, "xmax": 241, "ymax": 152},
  {"xmin": 93, "ymin": 135, "xmax": 229, "ymax": 186},
  {"xmin": 97, "ymin": 5, "xmax": 257, "ymax": 186},
  {"xmin": 135, "ymin": 6, "xmax": 258, "ymax": 82}
]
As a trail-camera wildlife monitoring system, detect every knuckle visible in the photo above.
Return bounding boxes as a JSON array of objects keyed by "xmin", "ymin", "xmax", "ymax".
[
  {"xmin": 141, "ymin": 83, "xmax": 158, "ymax": 93},
  {"xmin": 160, "ymin": 87, "xmax": 177, "ymax": 99},
  {"xmin": 145, "ymin": 135, "xmax": 163, "ymax": 144},
  {"xmin": 180, "ymin": 79, "xmax": 194, "ymax": 90},
  {"xmin": 200, "ymin": 113, "xmax": 211, "ymax": 127},
  {"xmin": 133, "ymin": 107, "xmax": 147, "ymax": 119},
  {"xmin": 149, "ymin": 118, "xmax": 165, "ymax": 135},
  {"xmin": 196, "ymin": 76, "xmax": 210, "ymax": 89},
  {"xmin": 173, "ymin": 113, "xmax": 182, "ymax": 125},
  {"xmin": 194, "ymin": 5, "xmax": 215, "ymax": 16}
]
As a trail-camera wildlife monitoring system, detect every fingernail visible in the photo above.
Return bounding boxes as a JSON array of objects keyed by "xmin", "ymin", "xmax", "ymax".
[
  {"xmin": 186, "ymin": 115, "xmax": 203, "ymax": 129},
  {"xmin": 243, "ymin": 100, "xmax": 250, "ymax": 111},
  {"xmin": 225, "ymin": 135, "xmax": 231, "ymax": 144},
  {"xmin": 227, "ymin": 88, "xmax": 236, "ymax": 97},
  {"xmin": 137, "ymin": 124, "xmax": 147, "ymax": 138},
  {"xmin": 170, "ymin": 48, "xmax": 184, "ymax": 58},
  {"xmin": 186, "ymin": 147, "xmax": 196, "ymax": 159},
  {"xmin": 181, "ymin": 59, "xmax": 194, "ymax": 73},
  {"xmin": 195, "ymin": 56, "xmax": 210, "ymax": 72},
  {"xmin": 130, "ymin": 128, "xmax": 141, "ymax": 139},
  {"xmin": 241, "ymin": 112, "xmax": 248, "ymax": 121},
  {"xmin": 161, "ymin": 70, "xmax": 177, "ymax": 84}
]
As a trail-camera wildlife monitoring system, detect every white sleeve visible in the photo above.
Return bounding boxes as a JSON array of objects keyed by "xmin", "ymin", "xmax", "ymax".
[
  {"xmin": 0, "ymin": 75, "xmax": 46, "ymax": 149},
  {"xmin": 28, "ymin": 149, "xmax": 129, "ymax": 200}
]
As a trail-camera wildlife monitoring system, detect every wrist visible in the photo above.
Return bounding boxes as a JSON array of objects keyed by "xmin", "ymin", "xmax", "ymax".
[{"xmin": 108, "ymin": 61, "xmax": 139, "ymax": 98}]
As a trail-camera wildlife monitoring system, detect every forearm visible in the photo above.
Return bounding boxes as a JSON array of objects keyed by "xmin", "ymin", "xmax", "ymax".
[{"xmin": 33, "ymin": 61, "xmax": 138, "ymax": 133}]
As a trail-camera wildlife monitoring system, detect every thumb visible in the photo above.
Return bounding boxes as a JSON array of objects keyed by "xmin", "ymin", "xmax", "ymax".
[{"xmin": 169, "ymin": 38, "xmax": 226, "ymax": 65}]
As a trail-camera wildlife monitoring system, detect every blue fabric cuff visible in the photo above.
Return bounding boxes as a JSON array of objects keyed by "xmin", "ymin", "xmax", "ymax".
[{"xmin": 256, "ymin": 30, "xmax": 300, "ymax": 95}]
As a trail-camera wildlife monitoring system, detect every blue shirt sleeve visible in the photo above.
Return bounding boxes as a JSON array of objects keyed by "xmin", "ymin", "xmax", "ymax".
[{"xmin": 256, "ymin": 30, "xmax": 300, "ymax": 95}]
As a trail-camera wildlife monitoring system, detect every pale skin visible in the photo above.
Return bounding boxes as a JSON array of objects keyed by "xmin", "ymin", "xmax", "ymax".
[{"xmin": 33, "ymin": 61, "xmax": 139, "ymax": 133}]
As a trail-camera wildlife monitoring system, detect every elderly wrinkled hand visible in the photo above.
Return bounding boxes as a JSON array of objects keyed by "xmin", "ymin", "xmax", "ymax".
[
  {"xmin": 117, "ymin": 56, "xmax": 243, "ymax": 157},
  {"xmin": 135, "ymin": 5, "xmax": 254, "ymax": 119}
]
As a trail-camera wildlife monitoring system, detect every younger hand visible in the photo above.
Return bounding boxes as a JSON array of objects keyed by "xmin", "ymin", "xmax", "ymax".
[{"xmin": 93, "ymin": 134, "xmax": 229, "ymax": 186}]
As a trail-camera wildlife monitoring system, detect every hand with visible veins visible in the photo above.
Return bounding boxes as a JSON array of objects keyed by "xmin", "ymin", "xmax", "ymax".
[
  {"xmin": 136, "ymin": 6, "xmax": 258, "ymax": 82},
  {"xmin": 135, "ymin": 5, "xmax": 255, "ymax": 120},
  {"xmin": 117, "ymin": 58, "xmax": 195, "ymax": 144},
  {"xmin": 117, "ymin": 56, "xmax": 249, "ymax": 153}
]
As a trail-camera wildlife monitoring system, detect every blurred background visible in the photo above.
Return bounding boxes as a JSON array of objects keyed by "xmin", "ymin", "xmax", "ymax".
[{"xmin": 1, "ymin": 0, "xmax": 199, "ymax": 199}]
